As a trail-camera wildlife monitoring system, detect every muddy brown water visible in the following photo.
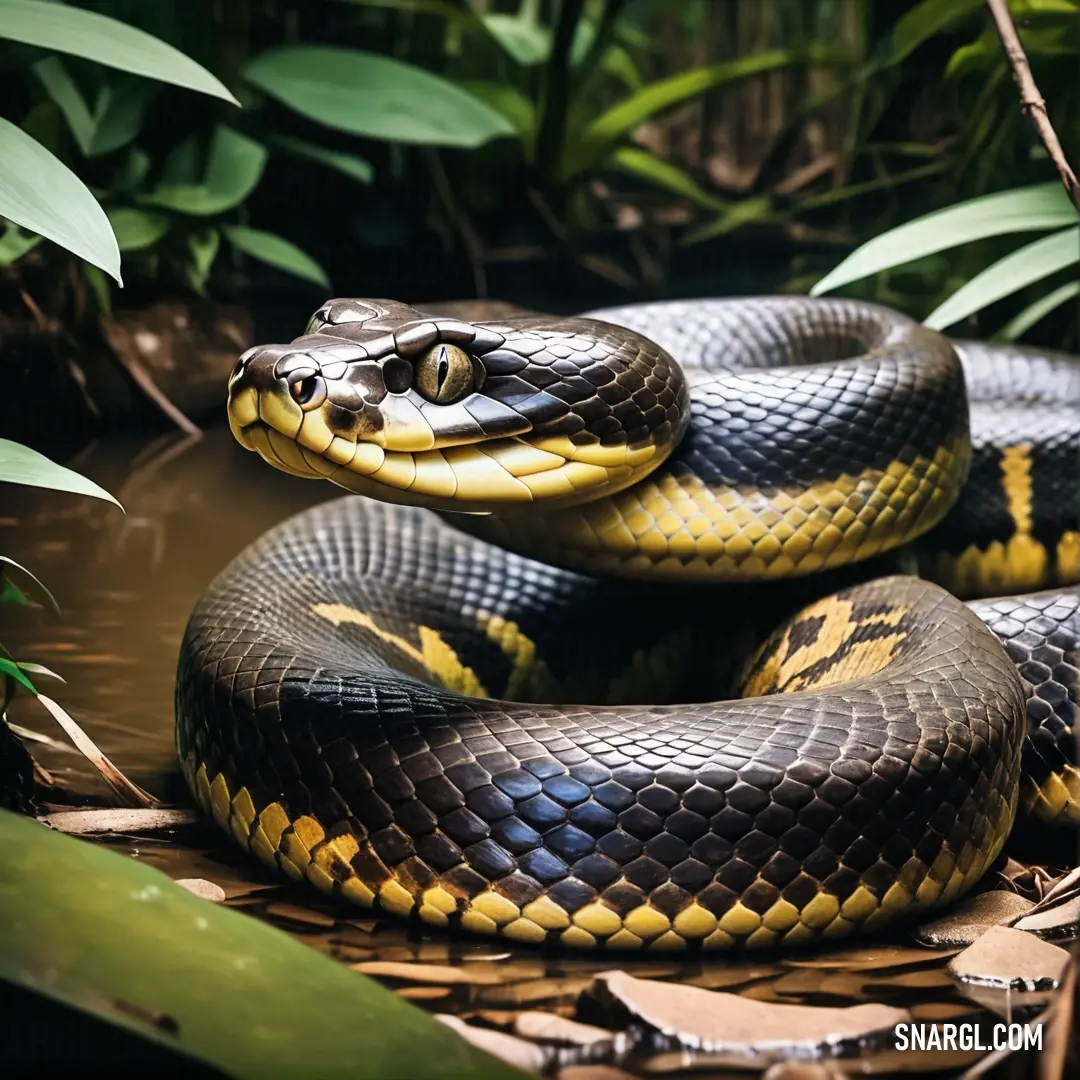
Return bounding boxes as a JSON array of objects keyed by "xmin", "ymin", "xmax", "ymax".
[
  {"xmin": 3, "ymin": 428, "xmax": 334, "ymax": 796},
  {"xmin": 1, "ymin": 429, "xmax": 1066, "ymax": 1079}
]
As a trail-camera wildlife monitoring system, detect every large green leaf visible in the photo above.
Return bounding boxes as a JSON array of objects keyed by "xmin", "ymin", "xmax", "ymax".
[
  {"xmin": 0, "ymin": 809, "xmax": 527, "ymax": 1079},
  {"xmin": 222, "ymin": 225, "xmax": 330, "ymax": 290},
  {"xmin": 567, "ymin": 46, "xmax": 848, "ymax": 177},
  {"xmin": 0, "ymin": 118, "xmax": 121, "ymax": 282},
  {"xmin": 996, "ymin": 280, "xmax": 1080, "ymax": 341},
  {"xmin": 142, "ymin": 126, "xmax": 268, "ymax": 215},
  {"xmin": 243, "ymin": 46, "xmax": 515, "ymax": 148},
  {"xmin": 925, "ymin": 226, "xmax": 1080, "ymax": 330},
  {"xmin": 810, "ymin": 182, "xmax": 1078, "ymax": 296},
  {"xmin": 0, "ymin": 0, "xmax": 237, "ymax": 104},
  {"xmin": 0, "ymin": 439, "xmax": 121, "ymax": 507}
]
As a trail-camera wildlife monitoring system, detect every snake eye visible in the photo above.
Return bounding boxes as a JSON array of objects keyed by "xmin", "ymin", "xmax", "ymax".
[
  {"xmin": 288, "ymin": 374, "xmax": 326, "ymax": 410},
  {"xmin": 414, "ymin": 343, "xmax": 475, "ymax": 404}
]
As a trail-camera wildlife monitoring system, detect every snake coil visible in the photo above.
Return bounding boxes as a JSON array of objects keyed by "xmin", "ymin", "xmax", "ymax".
[{"xmin": 178, "ymin": 297, "xmax": 1080, "ymax": 951}]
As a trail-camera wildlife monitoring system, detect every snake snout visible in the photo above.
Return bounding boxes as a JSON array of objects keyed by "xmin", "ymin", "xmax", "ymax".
[{"xmin": 227, "ymin": 344, "xmax": 326, "ymax": 452}]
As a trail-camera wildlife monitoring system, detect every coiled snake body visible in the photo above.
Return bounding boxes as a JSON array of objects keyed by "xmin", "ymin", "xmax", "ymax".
[{"xmin": 178, "ymin": 298, "xmax": 1080, "ymax": 951}]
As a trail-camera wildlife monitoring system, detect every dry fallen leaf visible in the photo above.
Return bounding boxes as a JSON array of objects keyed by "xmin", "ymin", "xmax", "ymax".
[
  {"xmin": 40, "ymin": 808, "xmax": 200, "ymax": 835},
  {"xmin": 582, "ymin": 971, "xmax": 908, "ymax": 1059},
  {"xmin": 1012, "ymin": 867, "xmax": 1080, "ymax": 943},
  {"xmin": 912, "ymin": 890, "xmax": 1035, "ymax": 948},
  {"xmin": 264, "ymin": 902, "xmax": 337, "ymax": 929},
  {"xmin": 436, "ymin": 1014, "xmax": 548, "ymax": 1074},
  {"xmin": 351, "ymin": 961, "xmax": 506, "ymax": 986},
  {"xmin": 763, "ymin": 1061, "xmax": 847, "ymax": 1080},
  {"xmin": 173, "ymin": 877, "xmax": 225, "ymax": 903},
  {"xmin": 556, "ymin": 1068, "xmax": 637, "ymax": 1080},
  {"xmin": 513, "ymin": 1011, "xmax": 626, "ymax": 1055},
  {"xmin": 395, "ymin": 986, "xmax": 453, "ymax": 1001},
  {"xmin": 781, "ymin": 945, "xmax": 957, "ymax": 972},
  {"xmin": 947, "ymin": 925, "xmax": 1070, "ymax": 1006},
  {"xmin": 481, "ymin": 977, "xmax": 597, "ymax": 1006}
]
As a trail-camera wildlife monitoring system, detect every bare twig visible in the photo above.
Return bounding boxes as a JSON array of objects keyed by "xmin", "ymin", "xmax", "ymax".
[{"xmin": 985, "ymin": 0, "xmax": 1080, "ymax": 212}]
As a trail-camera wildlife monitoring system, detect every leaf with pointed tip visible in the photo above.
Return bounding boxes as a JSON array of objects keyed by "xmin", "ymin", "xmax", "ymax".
[
  {"xmin": 243, "ymin": 46, "xmax": 515, "ymax": 148},
  {"xmin": 0, "ymin": 118, "xmax": 121, "ymax": 282},
  {"xmin": 0, "ymin": 0, "xmax": 238, "ymax": 104},
  {"xmin": 0, "ymin": 439, "xmax": 122, "ymax": 507},
  {"xmin": 811, "ymin": 183, "xmax": 1078, "ymax": 296}
]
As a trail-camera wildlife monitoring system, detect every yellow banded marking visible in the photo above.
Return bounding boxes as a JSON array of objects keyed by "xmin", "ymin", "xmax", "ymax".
[{"xmin": 312, "ymin": 603, "xmax": 488, "ymax": 696}]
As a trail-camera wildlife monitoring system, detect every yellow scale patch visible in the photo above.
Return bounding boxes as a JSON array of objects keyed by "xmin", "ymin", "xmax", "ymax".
[
  {"xmin": 311, "ymin": 603, "xmax": 488, "ymax": 697},
  {"xmin": 741, "ymin": 596, "xmax": 908, "ymax": 697},
  {"xmin": 482, "ymin": 435, "xmax": 967, "ymax": 582},
  {"xmin": 925, "ymin": 443, "xmax": 1080, "ymax": 595}
]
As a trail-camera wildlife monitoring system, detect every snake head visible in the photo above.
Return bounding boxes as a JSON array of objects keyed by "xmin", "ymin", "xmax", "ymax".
[{"xmin": 227, "ymin": 298, "xmax": 688, "ymax": 512}]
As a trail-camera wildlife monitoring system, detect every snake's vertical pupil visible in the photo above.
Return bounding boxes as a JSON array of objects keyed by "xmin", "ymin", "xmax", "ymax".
[{"xmin": 414, "ymin": 342, "xmax": 475, "ymax": 404}]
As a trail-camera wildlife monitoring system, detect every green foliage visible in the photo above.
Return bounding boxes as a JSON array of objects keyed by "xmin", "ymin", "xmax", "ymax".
[
  {"xmin": 0, "ymin": 0, "xmax": 1075, "ymax": 337},
  {"xmin": 0, "ymin": 439, "xmax": 121, "ymax": 506},
  {"xmin": 0, "ymin": 0, "xmax": 325, "ymax": 297},
  {"xmin": 0, "ymin": 808, "xmax": 527, "ymax": 1079},
  {"xmin": 0, "ymin": 439, "xmax": 120, "ymax": 727},
  {"xmin": 244, "ymin": 47, "xmax": 517, "ymax": 148}
]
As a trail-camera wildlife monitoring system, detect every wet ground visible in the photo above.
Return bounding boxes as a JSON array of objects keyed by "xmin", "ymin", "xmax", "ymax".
[{"xmin": 2, "ymin": 428, "xmax": 1076, "ymax": 1079}]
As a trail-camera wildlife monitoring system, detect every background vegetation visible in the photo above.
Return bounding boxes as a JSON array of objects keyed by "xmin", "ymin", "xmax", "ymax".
[{"xmin": 1, "ymin": 0, "xmax": 1077, "ymax": 366}]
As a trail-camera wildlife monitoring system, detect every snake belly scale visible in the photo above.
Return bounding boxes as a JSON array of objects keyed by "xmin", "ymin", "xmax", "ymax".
[{"xmin": 177, "ymin": 297, "xmax": 1080, "ymax": 951}]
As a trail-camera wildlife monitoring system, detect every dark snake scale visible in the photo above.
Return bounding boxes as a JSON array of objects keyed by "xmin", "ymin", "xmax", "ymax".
[{"xmin": 177, "ymin": 297, "xmax": 1080, "ymax": 951}]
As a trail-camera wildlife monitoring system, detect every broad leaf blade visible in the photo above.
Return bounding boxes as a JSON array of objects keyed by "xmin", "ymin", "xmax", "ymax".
[
  {"xmin": 0, "ymin": 0, "xmax": 238, "ymax": 105},
  {"xmin": 243, "ymin": 46, "xmax": 515, "ymax": 148},
  {"xmin": 0, "ymin": 809, "xmax": 528, "ymax": 1079},
  {"xmin": 0, "ymin": 117, "xmax": 121, "ymax": 282},
  {"xmin": 811, "ymin": 182, "xmax": 1078, "ymax": 296},
  {"xmin": 0, "ymin": 439, "xmax": 121, "ymax": 507},
  {"xmin": 223, "ymin": 225, "xmax": 330, "ymax": 290},
  {"xmin": 925, "ymin": 226, "xmax": 1080, "ymax": 330}
]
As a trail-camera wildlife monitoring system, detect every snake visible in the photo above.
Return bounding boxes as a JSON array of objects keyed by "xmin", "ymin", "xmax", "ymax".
[{"xmin": 177, "ymin": 297, "xmax": 1080, "ymax": 951}]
